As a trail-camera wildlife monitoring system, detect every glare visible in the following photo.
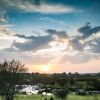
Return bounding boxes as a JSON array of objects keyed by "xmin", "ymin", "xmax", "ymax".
[
  {"xmin": 42, "ymin": 63, "xmax": 51, "ymax": 72},
  {"xmin": 48, "ymin": 39, "xmax": 69, "ymax": 52}
]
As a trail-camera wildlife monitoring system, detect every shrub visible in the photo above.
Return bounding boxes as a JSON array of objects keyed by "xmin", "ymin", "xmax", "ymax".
[{"xmin": 55, "ymin": 89, "xmax": 68, "ymax": 100}]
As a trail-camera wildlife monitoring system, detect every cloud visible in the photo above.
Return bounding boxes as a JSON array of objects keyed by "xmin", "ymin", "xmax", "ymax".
[
  {"xmin": 0, "ymin": 48, "xmax": 55, "ymax": 66},
  {"xmin": 1, "ymin": 23, "xmax": 100, "ymax": 65},
  {"xmin": 12, "ymin": 35, "xmax": 54, "ymax": 51},
  {"xmin": 88, "ymin": 37, "xmax": 100, "ymax": 53},
  {"xmin": 13, "ymin": 25, "xmax": 100, "ymax": 54},
  {"xmin": 40, "ymin": 17, "xmax": 65, "ymax": 25},
  {"xmin": 14, "ymin": 34, "xmax": 32, "ymax": 39},
  {"xmin": 67, "ymin": 53, "xmax": 99, "ymax": 64},
  {"xmin": 18, "ymin": 3, "xmax": 76, "ymax": 14},
  {"xmin": 0, "ymin": 18, "xmax": 7, "ymax": 23},
  {"xmin": 69, "ymin": 38, "xmax": 84, "ymax": 51},
  {"xmin": 77, "ymin": 23, "xmax": 100, "ymax": 53},
  {"xmin": 0, "ymin": 0, "xmax": 78, "ymax": 14},
  {"xmin": 0, "ymin": 10, "xmax": 14, "ymax": 36},
  {"xmin": 56, "ymin": 52, "xmax": 100, "ymax": 64},
  {"xmin": 0, "ymin": 26, "xmax": 14, "ymax": 36},
  {"xmin": 46, "ymin": 29, "xmax": 68, "ymax": 39},
  {"xmin": 66, "ymin": 23, "xmax": 100, "ymax": 53},
  {"xmin": 0, "ymin": 35, "xmax": 26, "ymax": 50},
  {"xmin": 0, "ymin": 10, "xmax": 8, "ymax": 22},
  {"xmin": 13, "ymin": 29, "xmax": 68, "ymax": 51},
  {"xmin": 78, "ymin": 23, "xmax": 100, "ymax": 39}
]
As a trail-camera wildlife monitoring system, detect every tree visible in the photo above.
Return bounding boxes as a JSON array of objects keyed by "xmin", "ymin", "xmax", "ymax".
[
  {"xmin": 0, "ymin": 59, "xmax": 28, "ymax": 100},
  {"xmin": 55, "ymin": 89, "xmax": 68, "ymax": 100}
]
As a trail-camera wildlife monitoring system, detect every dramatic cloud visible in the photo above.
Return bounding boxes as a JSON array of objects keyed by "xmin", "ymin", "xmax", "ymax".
[
  {"xmin": 1, "ymin": 23, "xmax": 100, "ymax": 65},
  {"xmin": 13, "ymin": 29, "xmax": 68, "ymax": 51},
  {"xmin": 9, "ymin": 24, "xmax": 100, "ymax": 54},
  {"xmin": 78, "ymin": 23, "xmax": 100, "ymax": 39},
  {"xmin": 12, "ymin": 35, "xmax": 54, "ymax": 51},
  {"xmin": 66, "ymin": 23, "xmax": 100, "ymax": 53},
  {"xmin": 0, "ymin": 0, "xmax": 100, "ymax": 73}
]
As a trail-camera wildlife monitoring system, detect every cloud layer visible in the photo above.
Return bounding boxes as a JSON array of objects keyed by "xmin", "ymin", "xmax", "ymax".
[
  {"xmin": 0, "ymin": 0, "xmax": 78, "ymax": 14},
  {"xmin": 0, "ymin": 23, "xmax": 100, "ymax": 65}
]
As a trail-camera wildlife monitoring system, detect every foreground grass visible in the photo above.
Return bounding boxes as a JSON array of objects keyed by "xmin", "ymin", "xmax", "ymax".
[
  {"xmin": 14, "ymin": 94, "xmax": 100, "ymax": 100},
  {"xmin": 0, "ymin": 94, "xmax": 100, "ymax": 100},
  {"xmin": 14, "ymin": 95, "xmax": 53, "ymax": 100},
  {"xmin": 14, "ymin": 95, "xmax": 49, "ymax": 100},
  {"xmin": 68, "ymin": 94, "xmax": 100, "ymax": 100}
]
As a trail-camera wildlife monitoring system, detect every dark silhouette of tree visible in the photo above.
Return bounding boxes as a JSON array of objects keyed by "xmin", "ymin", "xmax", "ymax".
[{"xmin": 0, "ymin": 59, "xmax": 28, "ymax": 100}]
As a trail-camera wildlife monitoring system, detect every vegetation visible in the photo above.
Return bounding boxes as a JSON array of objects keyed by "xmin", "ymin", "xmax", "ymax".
[
  {"xmin": 55, "ymin": 89, "xmax": 68, "ymax": 100},
  {"xmin": 0, "ymin": 59, "xmax": 28, "ymax": 100},
  {"xmin": 0, "ymin": 59, "xmax": 100, "ymax": 100}
]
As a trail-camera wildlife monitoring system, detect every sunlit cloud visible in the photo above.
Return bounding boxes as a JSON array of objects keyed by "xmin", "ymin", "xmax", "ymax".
[
  {"xmin": 0, "ymin": 26, "xmax": 14, "ymax": 36},
  {"xmin": 0, "ymin": 36, "xmax": 26, "ymax": 50},
  {"xmin": 0, "ymin": 18, "xmax": 7, "ymax": 23},
  {"xmin": 13, "ymin": 1, "xmax": 77, "ymax": 14},
  {"xmin": 0, "ymin": 0, "xmax": 79, "ymax": 14}
]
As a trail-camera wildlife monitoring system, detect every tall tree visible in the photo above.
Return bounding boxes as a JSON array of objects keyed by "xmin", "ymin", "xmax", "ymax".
[{"xmin": 0, "ymin": 59, "xmax": 28, "ymax": 100}]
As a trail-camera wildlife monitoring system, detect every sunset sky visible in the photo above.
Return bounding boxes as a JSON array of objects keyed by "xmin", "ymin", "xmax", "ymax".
[{"xmin": 0, "ymin": 0, "xmax": 100, "ymax": 73}]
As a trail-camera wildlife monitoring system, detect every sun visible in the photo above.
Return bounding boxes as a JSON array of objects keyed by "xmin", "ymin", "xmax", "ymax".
[
  {"xmin": 42, "ymin": 65, "xmax": 50, "ymax": 72},
  {"xmin": 42, "ymin": 63, "xmax": 51, "ymax": 72},
  {"xmin": 31, "ymin": 64, "xmax": 52, "ymax": 73}
]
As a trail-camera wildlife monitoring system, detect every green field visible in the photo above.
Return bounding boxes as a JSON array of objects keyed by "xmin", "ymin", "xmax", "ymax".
[
  {"xmin": 0, "ymin": 94, "xmax": 100, "ymax": 100},
  {"xmin": 14, "ymin": 94, "xmax": 100, "ymax": 100}
]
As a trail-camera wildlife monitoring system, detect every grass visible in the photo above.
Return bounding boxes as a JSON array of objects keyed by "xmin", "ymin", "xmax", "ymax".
[
  {"xmin": 14, "ymin": 95, "xmax": 50, "ymax": 100},
  {"xmin": 68, "ymin": 94, "xmax": 100, "ymax": 100},
  {"xmin": 0, "ymin": 94, "xmax": 100, "ymax": 100},
  {"xmin": 14, "ymin": 94, "xmax": 100, "ymax": 100},
  {"xmin": 14, "ymin": 95, "xmax": 46, "ymax": 100}
]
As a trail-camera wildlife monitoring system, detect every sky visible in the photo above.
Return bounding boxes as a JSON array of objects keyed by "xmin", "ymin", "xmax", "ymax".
[{"xmin": 0, "ymin": 0, "xmax": 100, "ymax": 73}]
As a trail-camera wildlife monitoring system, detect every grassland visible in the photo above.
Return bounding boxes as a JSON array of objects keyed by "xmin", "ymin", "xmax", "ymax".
[
  {"xmin": 13, "ymin": 94, "xmax": 100, "ymax": 100},
  {"xmin": 0, "ymin": 94, "xmax": 100, "ymax": 100}
]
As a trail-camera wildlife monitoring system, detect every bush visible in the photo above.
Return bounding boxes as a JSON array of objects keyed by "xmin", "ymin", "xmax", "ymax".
[
  {"xmin": 55, "ymin": 89, "xmax": 68, "ymax": 99},
  {"xmin": 76, "ymin": 90, "xmax": 89, "ymax": 95}
]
